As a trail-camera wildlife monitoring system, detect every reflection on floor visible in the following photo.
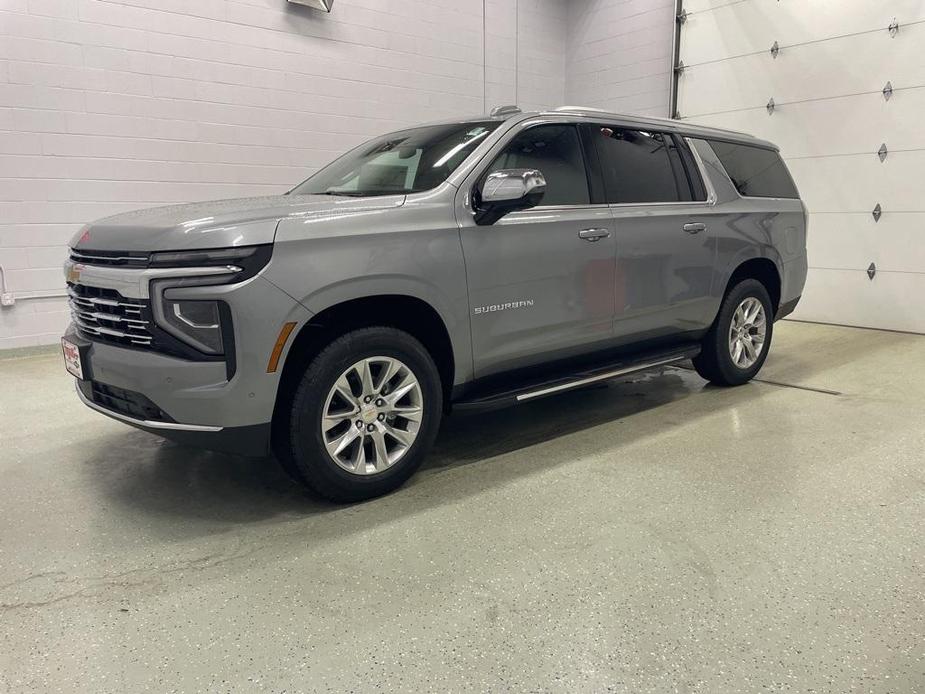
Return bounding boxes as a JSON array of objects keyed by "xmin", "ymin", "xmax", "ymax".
[{"xmin": 1, "ymin": 321, "xmax": 922, "ymax": 692}]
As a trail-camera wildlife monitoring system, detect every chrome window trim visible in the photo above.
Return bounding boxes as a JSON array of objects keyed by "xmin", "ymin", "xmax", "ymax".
[
  {"xmin": 75, "ymin": 382, "xmax": 223, "ymax": 432},
  {"xmin": 737, "ymin": 194, "xmax": 803, "ymax": 202},
  {"xmin": 516, "ymin": 203, "xmax": 611, "ymax": 212},
  {"xmin": 607, "ymin": 200, "xmax": 715, "ymax": 210}
]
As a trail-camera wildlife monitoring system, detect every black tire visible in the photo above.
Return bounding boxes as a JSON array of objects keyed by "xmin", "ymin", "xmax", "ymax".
[
  {"xmin": 693, "ymin": 278, "xmax": 774, "ymax": 386},
  {"xmin": 280, "ymin": 327, "xmax": 442, "ymax": 502}
]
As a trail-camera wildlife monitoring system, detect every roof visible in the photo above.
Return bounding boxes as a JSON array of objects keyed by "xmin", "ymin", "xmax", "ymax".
[
  {"xmin": 534, "ymin": 106, "xmax": 774, "ymax": 149},
  {"xmin": 415, "ymin": 105, "xmax": 777, "ymax": 150},
  {"xmin": 457, "ymin": 104, "xmax": 774, "ymax": 150}
]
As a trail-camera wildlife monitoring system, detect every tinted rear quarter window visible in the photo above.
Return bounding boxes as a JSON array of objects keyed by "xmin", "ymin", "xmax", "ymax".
[{"xmin": 708, "ymin": 140, "xmax": 799, "ymax": 198}]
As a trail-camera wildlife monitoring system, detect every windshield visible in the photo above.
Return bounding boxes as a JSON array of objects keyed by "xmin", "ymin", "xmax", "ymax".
[{"xmin": 289, "ymin": 121, "xmax": 501, "ymax": 197}]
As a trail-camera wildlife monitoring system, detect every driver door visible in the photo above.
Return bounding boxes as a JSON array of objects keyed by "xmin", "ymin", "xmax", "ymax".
[{"xmin": 456, "ymin": 122, "xmax": 616, "ymax": 378}]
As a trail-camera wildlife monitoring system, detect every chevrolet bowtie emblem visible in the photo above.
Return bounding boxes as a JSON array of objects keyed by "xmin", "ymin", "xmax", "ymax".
[{"xmin": 67, "ymin": 265, "xmax": 82, "ymax": 283}]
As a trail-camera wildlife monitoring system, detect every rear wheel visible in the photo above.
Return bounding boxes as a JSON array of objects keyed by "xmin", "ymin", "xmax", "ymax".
[
  {"xmin": 693, "ymin": 278, "xmax": 773, "ymax": 386},
  {"xmin": 281, "ymin": 327, "xmax": 442, "ymax": 502}
]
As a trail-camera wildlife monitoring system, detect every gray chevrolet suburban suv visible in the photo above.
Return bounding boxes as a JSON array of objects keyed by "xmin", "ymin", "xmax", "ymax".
[{"xmin": 62, "ymin": 106, "xmax": 807, "ymax": 501}]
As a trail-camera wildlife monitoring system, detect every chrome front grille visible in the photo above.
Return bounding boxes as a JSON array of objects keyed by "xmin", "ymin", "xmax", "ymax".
[
  {"xmin": 68, "ymin": 283, "xmax": 153, "ymax": 347},
  {"xmin": 69, "ymin": 249, "xmax": 150, "ymax": 267}
]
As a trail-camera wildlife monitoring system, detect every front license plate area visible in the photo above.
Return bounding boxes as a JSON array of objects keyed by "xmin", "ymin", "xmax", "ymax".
[{"xmin": 62, "ymin": 338, "xmax": 85, "ymax": 379}]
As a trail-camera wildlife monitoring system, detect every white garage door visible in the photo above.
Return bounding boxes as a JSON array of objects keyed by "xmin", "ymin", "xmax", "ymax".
[{"xmin": 675, "ymin": 0, "xmax": 925, "ymax": 334}]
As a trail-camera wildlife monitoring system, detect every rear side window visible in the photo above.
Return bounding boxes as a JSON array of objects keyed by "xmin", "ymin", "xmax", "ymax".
[
  {"xmin": 590, "ymin": 127, "xmax": 694, "ymax": 204},
  {"xmin": 708, "ymin": 140, "xmax": 799, "ymax": 198}
]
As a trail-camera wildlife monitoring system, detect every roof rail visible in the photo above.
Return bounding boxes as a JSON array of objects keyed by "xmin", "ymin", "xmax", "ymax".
[
  {"xmin": 553, "ymin": 105, "xmax": 610, "ymax": 113},
  {"xmin": 489, "ymin": 105, "xmax": 522, "ymax": 118}
]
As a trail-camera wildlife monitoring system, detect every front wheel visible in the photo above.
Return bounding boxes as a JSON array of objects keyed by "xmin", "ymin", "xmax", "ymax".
[
  {"xmin": 282, "ymin": 327, "xmax": 443, "ymax": 502},
  {"xmin": 693, "ymin": 278, "xmax": 773, "ymax": 386}
]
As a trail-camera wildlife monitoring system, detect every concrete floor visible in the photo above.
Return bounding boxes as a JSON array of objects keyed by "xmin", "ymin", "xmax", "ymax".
[{"xmin": 0, "ymin": 322, "xmax": 922, "ymax": 693}]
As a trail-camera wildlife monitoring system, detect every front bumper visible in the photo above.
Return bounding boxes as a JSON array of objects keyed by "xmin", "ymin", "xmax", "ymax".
[
  {"xmin": 74, "ymin": 377, "xmax": 271, "ymax": 456},
  {"xmin": 64, "ymin": 270, "xmax": 311, "ymax": 454}
]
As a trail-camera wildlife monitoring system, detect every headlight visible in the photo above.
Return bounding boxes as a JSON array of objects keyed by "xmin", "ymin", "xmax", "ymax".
[
  {"xmin": 146, "ymin": 245, "xmax": 272, "ymax": 358},
  {"xmin": 150, "ymin": 246, "xmax": 262, "ymax": 268},
  {"xmin": 148, "ymin": 244, "xmax": 273, "ymax": 281},
  {"xmin": 160, "ymin": 299, "xmax": 224, "ymax": 354},
  {"xmin": 150, "ymin": 275, "xmax": 235, "ymax": 357}
]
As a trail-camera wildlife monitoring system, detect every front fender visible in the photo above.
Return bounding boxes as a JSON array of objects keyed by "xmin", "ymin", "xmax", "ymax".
[{"xmin": 265, "ymin": 214, "xmax": 473, "ymax": 384}]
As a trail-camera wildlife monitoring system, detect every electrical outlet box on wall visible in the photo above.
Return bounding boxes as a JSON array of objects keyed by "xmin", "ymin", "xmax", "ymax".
[{"xmin": 287, "ymin": 0, "xmax": 333, "ymax": 11}]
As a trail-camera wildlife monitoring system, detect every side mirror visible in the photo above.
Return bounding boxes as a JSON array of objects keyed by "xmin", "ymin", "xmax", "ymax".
[{"xmin": 473, "ymin": 169, "xmax": 546, "ymax": 225}]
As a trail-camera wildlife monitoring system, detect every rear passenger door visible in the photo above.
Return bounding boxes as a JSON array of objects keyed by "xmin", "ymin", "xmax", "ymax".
[{"xmin": 584, "ymin": 124, "xmax": 717, "ymax": 342}]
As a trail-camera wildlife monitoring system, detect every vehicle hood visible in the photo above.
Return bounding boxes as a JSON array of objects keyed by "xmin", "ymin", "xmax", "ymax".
[{"xmin": 70, "ymin": 194, "xmax": 406, "ymax": 252}]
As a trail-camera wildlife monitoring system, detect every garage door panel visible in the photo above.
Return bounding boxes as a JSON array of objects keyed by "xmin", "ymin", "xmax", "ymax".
[
  {"xmin": 788, "ymin": 151, "xmax": 925, "ymax": 213},
  {"xmin": 807, "ymin": 213, "xmax": 925, "ymax": 273},
  {"xmin": 682, "ymin": 0, "xmax": 925, "ymax": 66},
  {"xmin": 683, "ymin": 0, "xmax": 751, "ymax": 13},
  {"xmin": 680, "ymin": 22, "xmax": 925, "ymax": 116},
  {"xmin": 687, "ymin": 88, "xmax": 925, "ymax": 157},
  {"xmin": 678, "ymin": 2, "xmax": 923, "ymax": 333},
  {"xmin": 790, "ymin": 268, "xmax": 925, "ymax": 334},
  {"xmin": 680, "ymin": 3, "xmax": 775, "ymax": 67}
]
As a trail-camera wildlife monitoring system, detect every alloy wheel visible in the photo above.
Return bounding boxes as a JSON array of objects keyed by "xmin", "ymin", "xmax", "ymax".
[
  {"xmin": 728, "ymin": 297, "xmax": 767, "ymax": 369},
  {"xmin": 321, "ymin": 356, "xmax": 424, "ymax": 475}
]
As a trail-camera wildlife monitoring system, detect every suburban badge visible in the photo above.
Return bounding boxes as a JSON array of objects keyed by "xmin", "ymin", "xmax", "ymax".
[{"xmin": 474, "ymin": 300, "xmax": 535, "ymax": 315}]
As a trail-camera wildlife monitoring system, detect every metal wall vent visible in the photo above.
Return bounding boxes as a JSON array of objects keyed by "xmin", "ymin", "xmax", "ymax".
[
  {"xmin": 872, "ymin": 203, "xmax": 882, "ymax": 222},
  {"xmin": 878, "ymin": 143, "xmax": 889, "ymax": 162},
  {"xmin": 287, "ymin": 0, "xmax": 333, "ymax": 11},
  {"xmin": 766, "ymin": 98, "xmax": 775, "ymax": 115},
  {"xmin": 883, "ymin": 81, "xmax": 893, "ymax": 101},
  {"xmin": 770, "ymin": 41, "xmax": 780, "ymax": 59},
  {"xmin": 867, "ymin": 263, "xmax": 877, "ymax": 280}
]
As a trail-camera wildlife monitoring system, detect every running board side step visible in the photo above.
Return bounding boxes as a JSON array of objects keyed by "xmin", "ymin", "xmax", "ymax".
[{"xmin": 453, "ymin": 344, "xmax": 700, "ymax": 411}]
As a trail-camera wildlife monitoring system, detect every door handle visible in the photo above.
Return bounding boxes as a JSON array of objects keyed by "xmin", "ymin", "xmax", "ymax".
[
  {"xmin": 579, "ymin": 228, "xmax": 611, "ymax": 242},
  {"xmin": 683, "ymin": 222, "xmax": 706, "ymax": 234}
]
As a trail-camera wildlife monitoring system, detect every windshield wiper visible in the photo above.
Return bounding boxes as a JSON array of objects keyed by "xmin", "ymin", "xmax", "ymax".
[{"xmin": 320, "ymin": 190, "xmax": 409, "ymax": 197}]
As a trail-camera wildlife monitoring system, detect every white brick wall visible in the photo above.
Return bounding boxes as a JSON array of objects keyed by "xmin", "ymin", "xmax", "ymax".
[
  {"xmin": 0, "ymin": 0, "xmax": 568, "ymax": 348},
  {"xmin": 565, "ymin": 0, "xmax": 674, "ymax": 117},
  {"xmin": 485, "ymin": 0, "xmax": 568, "ymax": 110}
]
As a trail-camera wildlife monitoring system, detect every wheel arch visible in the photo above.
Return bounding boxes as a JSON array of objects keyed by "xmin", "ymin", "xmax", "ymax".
[
  {"xmin": 271, "ymin": 293, "xmax": 457, "ymax": 450},
  {"xmin": 722, "ymin": 255, "xmax": 782, "ymax": 314}
]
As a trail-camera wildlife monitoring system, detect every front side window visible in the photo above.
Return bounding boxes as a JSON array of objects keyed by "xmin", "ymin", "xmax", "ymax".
[
  {"xmin": 290, "ymin": 121, "xmax": 501, "ymax": 197},
  {"xmin": 592, "ymin": 127, "xmax": 692, "ymax": 204},
  {"xmin": 707, "ymin": 140, "xmax": 799, "ymax": 198},
  {"xmin": 484, "ymin": 124, "xmax": 590, "ymax": 206}
]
